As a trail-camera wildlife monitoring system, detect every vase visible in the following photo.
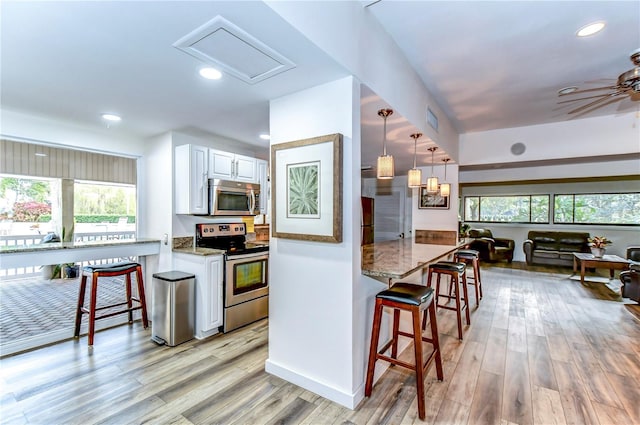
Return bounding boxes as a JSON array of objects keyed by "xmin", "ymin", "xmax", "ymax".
[{"xmin": 591, "ymin": 247, "xmax": 605, "ymax": 258}]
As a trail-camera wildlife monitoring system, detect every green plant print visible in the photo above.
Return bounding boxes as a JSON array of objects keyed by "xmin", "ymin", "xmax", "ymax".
[{"xmin": 287, "ymin": 162, "xmax": 320, "ymax": 217}]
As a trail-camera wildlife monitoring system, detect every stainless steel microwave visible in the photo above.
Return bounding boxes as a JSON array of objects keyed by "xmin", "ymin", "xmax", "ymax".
[{"xmin": 209, "ymin": 179, "xmax": 260, "ymax": 216}]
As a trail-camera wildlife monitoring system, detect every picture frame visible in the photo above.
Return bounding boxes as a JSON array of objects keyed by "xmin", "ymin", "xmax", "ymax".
[
  {"xmin": 418, "ymin": 185, "xmax": 450, "ymax": 209},
  {"xmin": 271, "ymin": 133, "xmax": 343, "ymax": 242}
]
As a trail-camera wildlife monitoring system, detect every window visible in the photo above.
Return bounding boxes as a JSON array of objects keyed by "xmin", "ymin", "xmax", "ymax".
[
  {"xmin": 74, "ymin": 181, "xmax": 137, "ymax": 241},
  {"xmin": 464, "ymin": 195, "xmax": 549, "ymax": 223},
  {"xmin": 0, "ymin": 175, "xmax": 57, "ymax": 245},
  {"xmin": 554, "ymin": 193, "xmax": 640, "ymax": 225}
]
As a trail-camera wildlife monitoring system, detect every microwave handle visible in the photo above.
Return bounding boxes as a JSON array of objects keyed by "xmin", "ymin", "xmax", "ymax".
[{"xmin": 249, "ymin": 189, "xmax": 256, "ymax": 213}]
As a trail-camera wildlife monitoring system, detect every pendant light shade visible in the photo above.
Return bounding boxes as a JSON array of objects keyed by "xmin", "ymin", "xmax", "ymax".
[
  {"xmin": 376, "ymin": 108, "xmax": 394, "ymax": 179},
  {"xmin": 426, "ymin": 147, "xmax": 439, "ymax": 194},
  {"xmin": 440, "ymin": 158, "xmax": 451, "ymax": 197},
  {"xmin": 407, "ymin": 133, "xmax": 423, "ymax": 188}
]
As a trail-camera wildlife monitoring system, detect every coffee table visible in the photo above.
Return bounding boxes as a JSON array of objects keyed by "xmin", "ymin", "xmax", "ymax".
[{"xmin": 573, "ymin": 252, "xmax": 630, "ymax": 285}]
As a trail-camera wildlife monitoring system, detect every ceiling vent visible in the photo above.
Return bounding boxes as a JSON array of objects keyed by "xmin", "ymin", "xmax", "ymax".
[{"xmin": 173, "ymin": 16, "xmax": 296, "ymax": 84}]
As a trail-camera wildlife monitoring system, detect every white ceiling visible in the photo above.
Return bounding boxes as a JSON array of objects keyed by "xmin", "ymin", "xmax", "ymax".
[{"xmin": 2, "ymin": 1, "xmax": 639, "ymax": 175}]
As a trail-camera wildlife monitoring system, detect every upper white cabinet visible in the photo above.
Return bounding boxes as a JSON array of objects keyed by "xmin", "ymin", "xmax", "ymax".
[
  {"xmin": 209, "ymin": 149, "xmax": 257, "ymax": 183},
  {"xmin": 175, "ymin": 144, "xmax": 209, "ymax": 215},
  {"xmin": 256, "ymin": 159, "xmax": 269, "ymax": 216}
]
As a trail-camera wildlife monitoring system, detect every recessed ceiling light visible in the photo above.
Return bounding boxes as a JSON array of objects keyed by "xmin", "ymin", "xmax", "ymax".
[
  {"xmin": 558, "ymin": 86, "xmax": 579, "ymax": 95},
  {"xmin": 259, "ymin": 134, "xmax": 270, "ymax": 140},
  {"xmin": 576, "ymin": 21, "xmax": 605, "ymax": 37},
  {"xmin": 35, "ymin": 153, "xmax": 47, "ymax": 157},
  {"xmin": 101, "ymin": 113, "xmax": 121, "ymax": 122},
  {"xmin": 199, "ymin": 67, "xmax": 222, "ymax": 80}
]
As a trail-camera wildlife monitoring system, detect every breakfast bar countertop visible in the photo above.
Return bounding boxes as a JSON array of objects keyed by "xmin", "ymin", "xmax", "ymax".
[
  {"xmin": 0, "ymin": 238, "xmax": 161, "ymax": 269},
  {"xmin": 362, "ymin": 238, "xmax": 471, "ymax": 282},
  {"xmin": 0, "ymin": 238, "xmax": 161, "ymax": 254}
]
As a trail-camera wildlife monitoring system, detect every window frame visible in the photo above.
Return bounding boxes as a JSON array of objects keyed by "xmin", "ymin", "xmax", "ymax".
[
  {"xmin": 463, "ymin": 194, "xmax": 550, "ymax": 224},
  {"xmin": 552, "ymin": 192, "xmax": 640, "ymax": 226}
]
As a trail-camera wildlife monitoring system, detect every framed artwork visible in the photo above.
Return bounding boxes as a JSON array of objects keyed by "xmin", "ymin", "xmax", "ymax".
[
  {"xmin": 418, "ymin": 185, "xmax": 450, "ymax": 209},
  {"xmin": 271, "ymin": 133, "xmax": 343, "ymax": 242}
]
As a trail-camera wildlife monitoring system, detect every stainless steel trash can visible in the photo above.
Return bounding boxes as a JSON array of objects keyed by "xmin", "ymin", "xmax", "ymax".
[{"xmin": 151, "ymin": 271, "xmax": 195, "ymax": 346}]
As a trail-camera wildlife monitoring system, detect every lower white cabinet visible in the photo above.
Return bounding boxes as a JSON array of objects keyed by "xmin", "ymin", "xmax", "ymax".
[{"xmin": 173, "ymin": 252, "xmax": 223, "ymax": 339}]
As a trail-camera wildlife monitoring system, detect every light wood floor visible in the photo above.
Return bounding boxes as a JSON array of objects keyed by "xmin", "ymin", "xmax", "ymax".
[{"xmin": 1, "ymin": 265, "xmax": 639, "ymax": 424}]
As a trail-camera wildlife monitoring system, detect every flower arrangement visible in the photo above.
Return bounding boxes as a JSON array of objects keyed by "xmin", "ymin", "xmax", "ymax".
[{"xmin": 588, "ymin": 236, "xmax": 612, "ymax": 248}]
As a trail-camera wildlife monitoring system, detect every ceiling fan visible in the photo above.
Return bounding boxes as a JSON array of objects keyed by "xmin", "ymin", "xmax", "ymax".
[{"xmin": 559, "ymin": 48, "xmax": 640, "ymax": 115}]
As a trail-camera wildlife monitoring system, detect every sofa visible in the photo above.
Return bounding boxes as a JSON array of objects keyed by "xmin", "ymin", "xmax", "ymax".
[
  {"xmin": 523, "ymin": 231, "xmax": 590, "ymax": 267},
  {"xmin": 467, "ymin": 228, "xmax": 515, "ymax": 263},
  {"xmin": 620, "ymin": 264, "xmax": 640, "ymax": 303}
]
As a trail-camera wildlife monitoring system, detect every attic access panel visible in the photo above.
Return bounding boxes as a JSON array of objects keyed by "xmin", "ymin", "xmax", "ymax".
[{"xmin": 173, "ymin": 15, "xmax": 296, "ymax": 84}]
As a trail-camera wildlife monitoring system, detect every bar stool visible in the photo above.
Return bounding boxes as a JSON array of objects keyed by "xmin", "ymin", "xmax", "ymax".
[
  {"xmin": 454, "ymin": 249, "xmax": 483, "ymax": 307},
  {"xmin": 365, "ymin": 282, "xmax": 443, "ymax": 420},
  {"xmin": 426, "ymin": 261, "xmax": 470, "ymax": 340},
  {"xmin": 74, "ymin": 261, "xmax": 149, "ymax": 346}
]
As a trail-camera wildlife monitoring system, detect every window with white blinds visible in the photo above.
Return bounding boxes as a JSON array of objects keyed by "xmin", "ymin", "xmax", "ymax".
[{"xmin": 0, "ymin": 139, "xmax": 136, "ymax": 185}]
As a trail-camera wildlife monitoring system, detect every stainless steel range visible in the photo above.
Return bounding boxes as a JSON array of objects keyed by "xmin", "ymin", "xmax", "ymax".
[{"xmin": 195, "ymin": 223, "xmax": 269, "ymax": 332}]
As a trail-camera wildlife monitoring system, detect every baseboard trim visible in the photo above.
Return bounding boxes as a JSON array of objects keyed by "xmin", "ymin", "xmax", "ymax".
[{"xmin": 265, "ymin": 359, "xmax": 362, "ymax": 409}]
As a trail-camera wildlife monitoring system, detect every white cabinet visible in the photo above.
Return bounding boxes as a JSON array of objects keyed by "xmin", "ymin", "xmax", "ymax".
[
  {"xmin": 256, "ymin": 159, "xmax": 269, "ymax": 216},
  {"xmin": 173, "ymin": 252, "xmax": 223, "ymax": 339},
  {"xmin": 175, "ymin": 144, "xmax": 209, "ymax": 215},
  {"xmin": 209, "ymin": 149, "xmax": 257, "ymax": 183}
]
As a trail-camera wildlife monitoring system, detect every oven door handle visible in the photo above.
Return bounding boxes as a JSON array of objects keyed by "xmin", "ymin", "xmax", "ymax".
[{"xmin": 226, "ymin": 251, "xmax": 269, "ymax": 261}]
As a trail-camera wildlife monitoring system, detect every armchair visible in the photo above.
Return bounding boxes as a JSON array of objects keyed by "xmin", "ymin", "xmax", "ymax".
[
  {"xmin": 620, "ymin": 264, "xmax": 640, "ymax": 303},
  {"xmin": 627, "ymin": 246, "xmax": 640, "ymax": 265},
  {"xmin": 467, "ymin": 228, "xmax": 515, "ymax": 263}
]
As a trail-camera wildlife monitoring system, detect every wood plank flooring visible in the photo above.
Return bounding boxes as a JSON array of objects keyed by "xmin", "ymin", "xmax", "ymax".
[{"xmin": 1, "ymin": 265, "xmax": 639, "ymax": 424}]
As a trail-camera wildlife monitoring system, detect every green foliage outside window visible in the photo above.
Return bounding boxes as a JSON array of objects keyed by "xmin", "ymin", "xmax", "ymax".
[
  {"xmin": 554, "ymin": 193, "xmax": 640, "ymax": 225},
  {"xmin": 464, "ymin": 195, "xmax": 549, "ymax": 223}
]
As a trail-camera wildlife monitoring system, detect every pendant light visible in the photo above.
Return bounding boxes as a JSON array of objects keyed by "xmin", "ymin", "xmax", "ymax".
[
  {"xmin": 440, "ymin": 158, "xmax": 451, "ymax": 197},
  {"xmin": 426, "ymin": 146, "xmax": 439, "ymax": 194},
  {"xmin": 376, "ymin": 108, "xmax": 394, "ymax": 179},
  {"xmin": 407, "ymin": 133, "xmax": 422, "ymax": 188}
]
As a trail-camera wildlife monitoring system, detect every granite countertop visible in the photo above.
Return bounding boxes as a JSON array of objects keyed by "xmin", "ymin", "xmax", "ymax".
[
  {"xmin": 0, "ymin": 238, "xmax": 161, "ymax": 255},
  {"xmin": 362, "ymin": 238, "xmax": 471, "ymax": 281},
  {"xmin": 172, "ymin": 247, "xmax": 227, "ymax": 256}
]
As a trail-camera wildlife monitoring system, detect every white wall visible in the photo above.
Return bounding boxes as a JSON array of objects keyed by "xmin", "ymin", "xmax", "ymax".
[
  {"xmin": 1, "ymin": 108, "xmax": 144, "ymax": 156},
  {"xmin": 139, "ymin": 132, "xmax": 173, "ymax": 277},
  {"xmin": 412, "ymin": 163, "xmax": 461, "ymax": 233},
  {"xmin": 266, "ymin": 76, "xmax": 372, "ymax": 408},
  {"xmin": 265, "ymin": 1, "xmax": 459, "ymax": 161},
  {"xmin": 459, "ymin": 112, "xmax": 640, "ymax": 166}
]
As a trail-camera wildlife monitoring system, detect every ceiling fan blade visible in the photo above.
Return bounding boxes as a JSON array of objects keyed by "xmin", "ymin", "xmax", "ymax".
[
  {"xmin": 557, "ymin": 93, "xmax": 611, "ymax": 104},
  {"xmin": 569, "ymin": 94, "xmax": 625, "ymax": 116},
  {"xmin": 559, "ymin": 85, "xmax": 619, "ymax": 96},
  {"xmin": 568, "ymin": 91, "xmax": 627, "ymax": 114}
]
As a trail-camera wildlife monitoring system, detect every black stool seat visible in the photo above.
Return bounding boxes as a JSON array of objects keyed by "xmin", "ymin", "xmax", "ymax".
[
  {"xmin": 82, "ymin": 262, "xmax": 139, "ymax": 274},
  {"xmin": 430, "ymin": 261, "xmax": 465, "ymax": 273},
  {"xmin": 377, "ymin": 283, "xmax": 434, "ymax": 306},
  {"xmin": 455, "ymin": 249, "xmax": 480, "ymax": 259},
  {"xmin": 454, "ymin": 248, "xmax": 483, "ymax": 307}
]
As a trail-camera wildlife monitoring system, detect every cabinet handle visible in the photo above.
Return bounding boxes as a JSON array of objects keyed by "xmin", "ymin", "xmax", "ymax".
[{"xmin": 231, "ymin": 159, "xmax": 236, "ymax": 178}]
